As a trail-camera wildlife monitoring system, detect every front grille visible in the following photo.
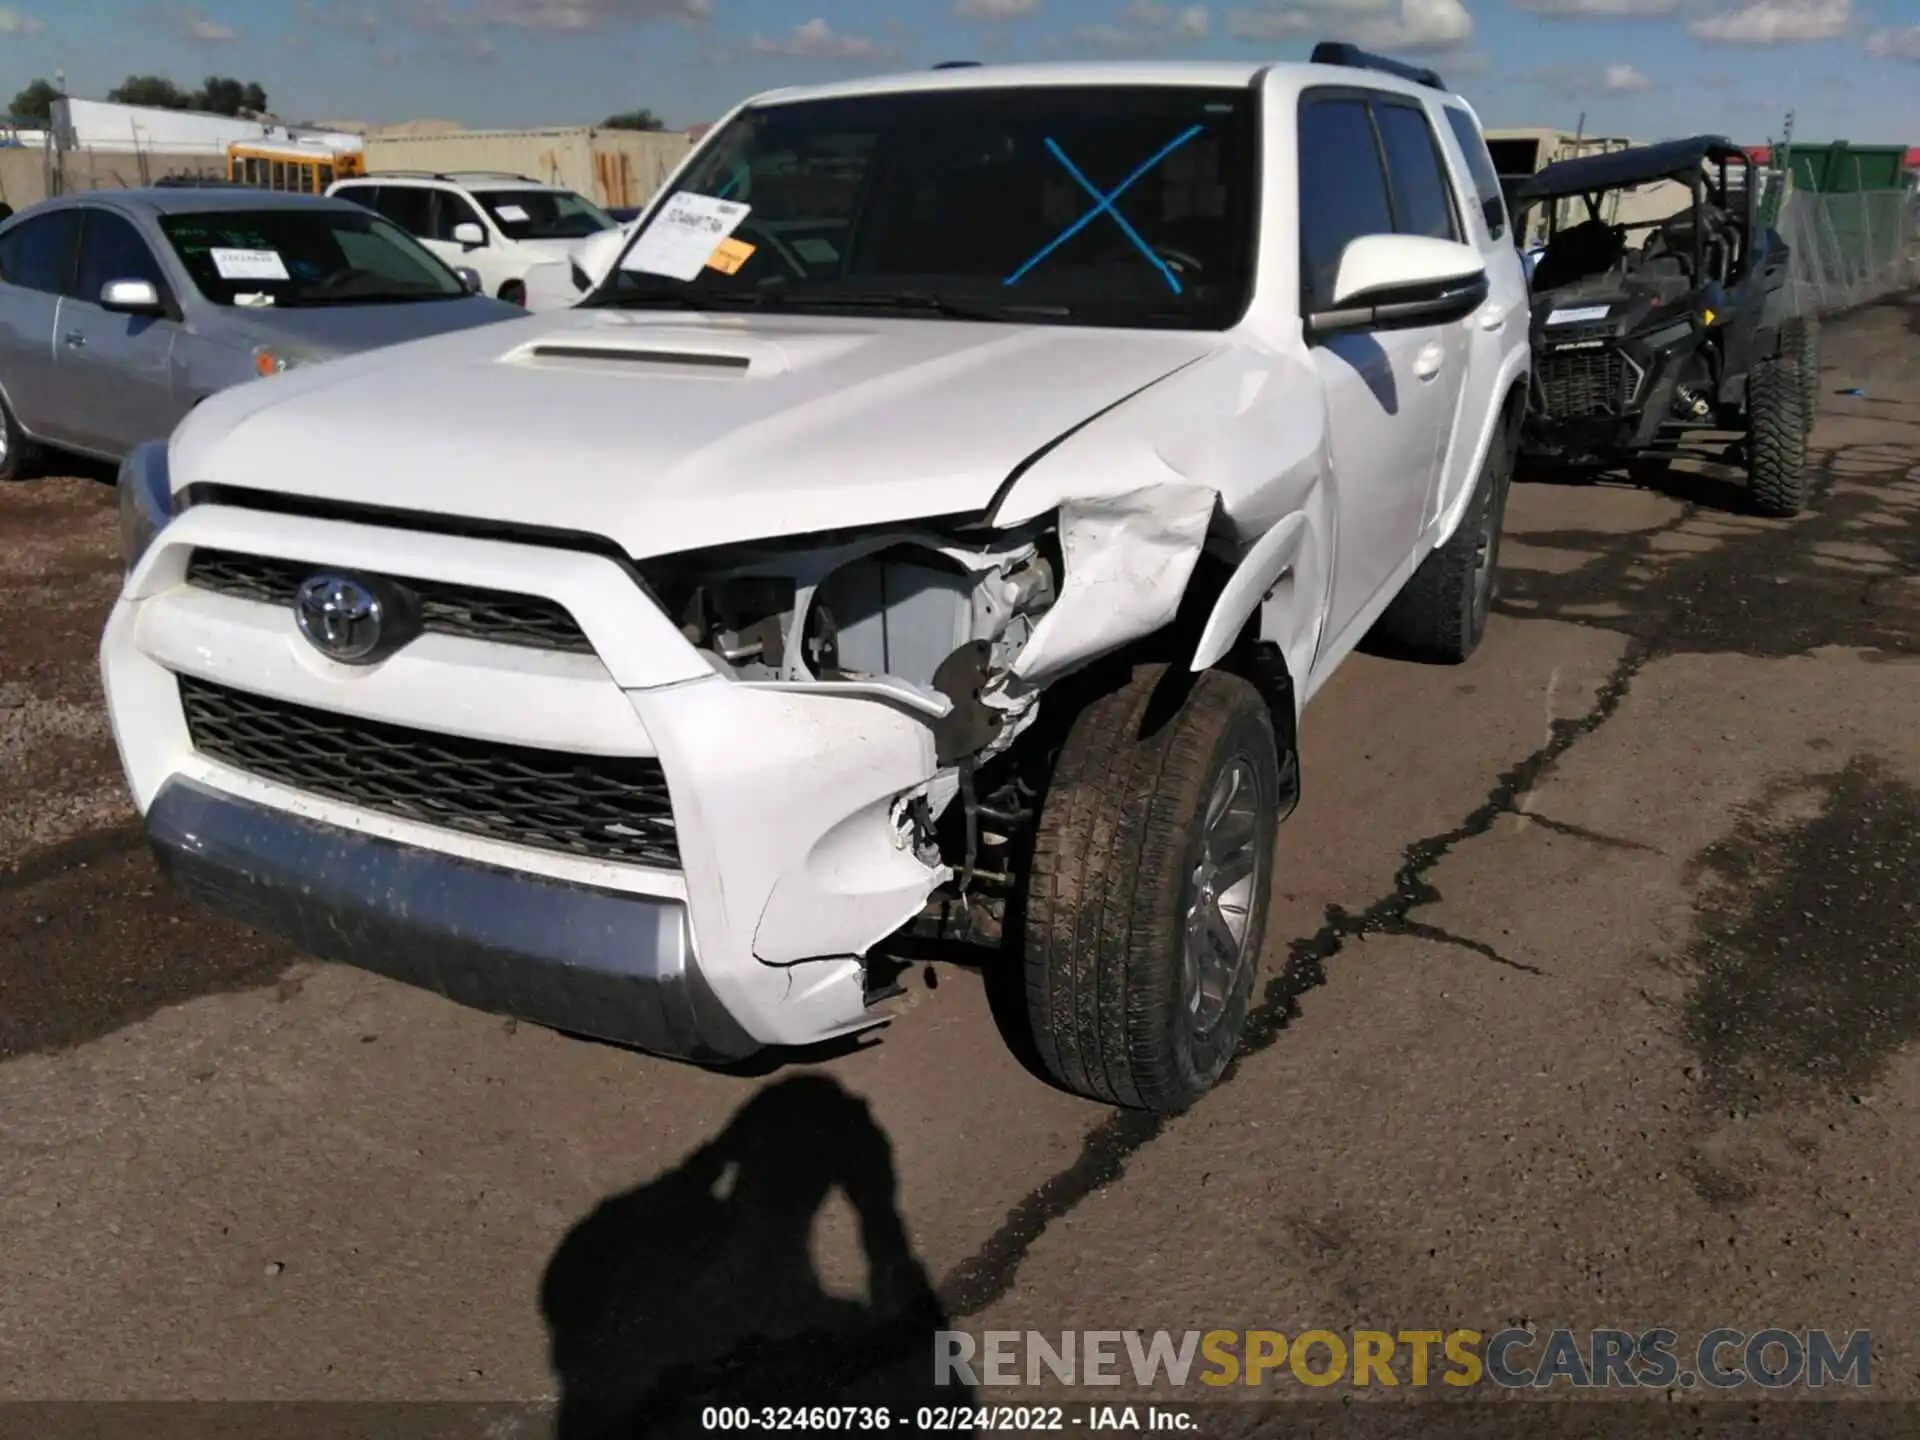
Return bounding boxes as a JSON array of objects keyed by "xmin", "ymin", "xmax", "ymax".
[
  {"xmin": 1538, "ymin": 347, "xmax": 1641, "ymax": 418},
  {"xmin": 178, "ymin": 676, "xmax": 679, "ymax": 868},
  {"xmin": 186, "ymin": 549, "xmax": 593, "ymax": 655}
]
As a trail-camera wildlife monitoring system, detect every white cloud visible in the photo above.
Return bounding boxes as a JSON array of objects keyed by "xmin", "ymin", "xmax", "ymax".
[
  {"xmin": 1865, "ymin": 24, "xmax": 1920, "ymax": 60},
  {"xmin": 1069, "ymin": 0, "xmax": 1210, "ymax": 50},
  {"xmin": 1603, "ymin": 60, "xmax": 1654, "ymax": 88},
  {"xmin": 0, "ymin": 6, "xmax": 44, "ymax": 34},
  {"xmin": 747, "ymin": 16, "xmax": 893, "ymax": 58},
  {"xmin": 485, "ymin": 0, "xmax": 712, "ymax": 27},
  {"xmin": 1687, "ymin": 0, "xmax": 1849, "ymax": 44},
  {"xmin": 1511, "ymin": 0, "xmax": 1678, "ymax": 15},
  {"xmin": 299, "ymin": 0, "xmax": 382, "ymax": 32},
  {"xmin": 955, "ymin": 0, "xmax": 1041, "ymax": 18},
  {"xmin": 174, "ymin": 7, "xmax": 239, "ymax": 40},
  {"xmin": 1229, "ymin": 0, "xmax": 1471, "ymax": 51}
]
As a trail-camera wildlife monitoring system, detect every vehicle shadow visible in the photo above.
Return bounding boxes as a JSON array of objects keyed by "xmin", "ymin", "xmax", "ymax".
[
  {"xmin": 540, "ymin": 1073, "xmax": 968, "ymax": 1440},
  {"xmin": 1513, "ymin": 444, "xmax": 1756, "ymax": 516}
]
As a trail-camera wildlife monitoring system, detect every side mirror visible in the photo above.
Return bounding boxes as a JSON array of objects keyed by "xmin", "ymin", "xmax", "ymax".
[
  {"xmin": 454, "ymin": 266, "xmax": 482, "ymax": 294},
  {"xmin": 1310, "ymin": 235, "xmax": 1489, "ymax": 337},
  {"xmin": 100, "ymin": 278, "xmax": 165, "ymax": 315},
  {"xmin": 451, "ymin": 221, "xmax": 486, "ymax": 249}
]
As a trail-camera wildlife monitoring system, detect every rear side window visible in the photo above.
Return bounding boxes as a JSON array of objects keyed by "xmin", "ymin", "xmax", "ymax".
[
  {"xmin": 1297, "ymin": 97, "xmax": 1394, "ymax": 312},
  {"xmin": 0, "ymin": 210, "xmax": 82, "ymax": 295},
  {"xmin": 1374, "ymin": 102, "xmax": 1460, "ymax": 242},
  {"xmin": 1443, "ymin": 106, "xmax": 1508, "ymax": 240},
  {"xmin": 334, "ymin": 184, "xmax": 380, "ymax": 212}
]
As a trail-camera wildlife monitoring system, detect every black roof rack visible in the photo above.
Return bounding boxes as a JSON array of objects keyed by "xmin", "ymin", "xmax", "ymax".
[
  {"xmin": 1309, "ymin": 41, "xmax": 1445, "ymax": 92},
  {"xmin": 933, "ymin": 60, "xmax": 981, "ymax": 69}
]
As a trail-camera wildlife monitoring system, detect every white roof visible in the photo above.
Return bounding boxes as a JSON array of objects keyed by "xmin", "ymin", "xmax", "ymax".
[{"xmin": 752, "ymin": 60, "xmax": 1273, "ymax": 108}]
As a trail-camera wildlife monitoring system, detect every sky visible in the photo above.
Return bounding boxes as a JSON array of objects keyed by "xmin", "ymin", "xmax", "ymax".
[{"xmin": 2, "ymin": 0, "xmax": 1918, "ymax": 143}]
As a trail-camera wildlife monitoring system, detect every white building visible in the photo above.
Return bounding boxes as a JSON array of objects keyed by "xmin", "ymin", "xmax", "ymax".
[{"xmin": 50, "ymin": 97, "xmax": 362, "ymax": 157}]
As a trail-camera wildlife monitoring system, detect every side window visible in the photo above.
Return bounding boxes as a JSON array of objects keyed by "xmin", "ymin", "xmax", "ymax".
[
  {"xmin": 1373, "ymin": 102, "xmax": 1460, "ymax": 242},
  {"xmin": 429, "ymin": 191, "xmax": 485, "ymax": 242},
  {"xmin": 1297, "ymin": 97, "xmax": 1394, "ymax": 313},
  {"xmin": 372, "ymin": 185, "xmax": 435, "ymax": 236},
  {"xmin": 0, "ymin": 210, "xmax": 82, "ymax": 295},
  {"xmin": 75, "ymin": 210, "xmax": 168, "ymax": 303},
  {"xmin": 334, "ymin": 184, "xmax": 380, "ymax": 212},
  {"xmin": 1442, "ymin": 105, "xmax": 1508, "ymax": 241}
]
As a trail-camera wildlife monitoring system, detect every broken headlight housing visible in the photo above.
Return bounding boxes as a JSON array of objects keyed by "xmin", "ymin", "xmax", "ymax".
[{"xmin": 637, "ymin": 523, "xmax": 1060, "ymax": 706}]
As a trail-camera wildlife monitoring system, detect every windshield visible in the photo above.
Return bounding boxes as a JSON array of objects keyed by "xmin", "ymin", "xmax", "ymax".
[
  {"xmin": 160, "ymin": 207, "xmax": 467, "ymax": 307},
  {"xmin": 591, "ymin": 85, "xmax": 1259, "ymax": 329},
  {"xmin": 472, "ymin": 189, "xmax": 615, "ymax": 241}
]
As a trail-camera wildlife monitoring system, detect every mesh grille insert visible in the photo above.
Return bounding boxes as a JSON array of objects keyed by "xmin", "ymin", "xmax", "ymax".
[{"xmin": 178, "ymin": 675, "xmax": 679, "ymax": 869}]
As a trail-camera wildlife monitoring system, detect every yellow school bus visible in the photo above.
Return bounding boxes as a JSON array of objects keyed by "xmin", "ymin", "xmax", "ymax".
[{"xmin": 227, "ymin": 142, "xmax": 366, "ymax": 194}]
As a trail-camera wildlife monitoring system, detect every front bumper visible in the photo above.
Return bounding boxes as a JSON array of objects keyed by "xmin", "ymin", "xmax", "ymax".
[
  {"xmin": 102, "ymin": 497, "xmax": 951, "ymax": 1058},
  {"xmin": 148, "ymin": 775, "xmax": 754, "ymax": 1061}
]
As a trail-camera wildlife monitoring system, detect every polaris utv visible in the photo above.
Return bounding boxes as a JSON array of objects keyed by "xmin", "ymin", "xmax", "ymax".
[{"xmin": 1514, "ymin": 135, "xmax": 1818, "ymax": 517}]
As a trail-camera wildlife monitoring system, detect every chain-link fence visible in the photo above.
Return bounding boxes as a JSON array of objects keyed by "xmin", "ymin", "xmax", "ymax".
[{"xmin": 1773, "ymin": 183, "xmax": 1919, "ymax": 316}]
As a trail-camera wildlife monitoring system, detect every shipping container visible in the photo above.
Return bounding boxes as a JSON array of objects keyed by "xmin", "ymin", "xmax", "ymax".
[{"xmin": 362, "ymin": 126, "xmax": 694, "ymax": 209}]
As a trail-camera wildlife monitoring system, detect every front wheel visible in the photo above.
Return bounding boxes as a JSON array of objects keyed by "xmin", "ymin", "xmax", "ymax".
[
  {"xmin": 1023, "ymin": 665, "xmax": 1282, "ymax": 1114},
  {"xmin": 0, "ymin": 390, "xmax": 42, "ymax": 483},
  {"xmin": 1746, "ymin": 353, "xmax": 1808, "ymax": 518}
]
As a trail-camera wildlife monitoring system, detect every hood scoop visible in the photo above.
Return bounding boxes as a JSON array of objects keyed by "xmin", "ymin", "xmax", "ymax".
[{"xmin": 521, "ymin": 341, "xmax": 754, "ymax": 375}]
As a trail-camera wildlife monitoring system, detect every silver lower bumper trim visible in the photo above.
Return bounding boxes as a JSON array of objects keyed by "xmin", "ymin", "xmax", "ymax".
[{"xmin": 145, "ymin": 776, "xmax": 757, "ymax": 1063}]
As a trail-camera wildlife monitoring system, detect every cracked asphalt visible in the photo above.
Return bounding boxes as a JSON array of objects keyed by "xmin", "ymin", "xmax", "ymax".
[{"xmin": 1, "ymin": 297, "xmax": 1917, "ymax": 1434}]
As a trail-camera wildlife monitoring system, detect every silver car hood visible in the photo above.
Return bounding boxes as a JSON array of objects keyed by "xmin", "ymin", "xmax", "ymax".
[{"xmin": 219, "ymin": 294, "xmax": 521, "ymax": 357}]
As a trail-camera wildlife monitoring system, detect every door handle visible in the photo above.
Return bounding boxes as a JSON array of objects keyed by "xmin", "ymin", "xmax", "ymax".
[
  {"xmin": 1413, "ymin": 342, "xmax": 1444, "ymax": 380},
  {"xmin": 63, "ymin": 331, "xmax": 86, "ymax": 348},
  {"xmin": 1479, "ymin": 305, "xmax": 1508, "ymax": 332}
]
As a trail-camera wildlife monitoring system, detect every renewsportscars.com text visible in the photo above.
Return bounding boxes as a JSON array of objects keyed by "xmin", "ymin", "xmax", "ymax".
[{"xmin": 935, "ymin": 1328, "xmax": 1872, "ymax": 1391}]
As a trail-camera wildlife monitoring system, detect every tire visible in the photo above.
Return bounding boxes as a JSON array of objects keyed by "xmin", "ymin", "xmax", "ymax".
[
  {"xmin": 1782, "ymin": 313, "xmax": 1820, "ymax": 435},
  {"xmin": 0, "ymin": 391, "xmax": 42, "ymax": 482},
  {"xmin": 1746, "ymin": 353, "xmax": 1808, "ymax": 518},
  {"xmin": 1372, "ymin": 421, "xmax": 1514, "ymax": 663},
  {"xmin": 1023, "ymin": 665, "xmax": 1281, "ymax": 1114}
]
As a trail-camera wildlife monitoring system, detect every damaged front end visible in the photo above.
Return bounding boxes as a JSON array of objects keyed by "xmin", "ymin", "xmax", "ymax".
[{"xmin": 635, "ymin": 484, "xmax": 1217, "ymax": 982}]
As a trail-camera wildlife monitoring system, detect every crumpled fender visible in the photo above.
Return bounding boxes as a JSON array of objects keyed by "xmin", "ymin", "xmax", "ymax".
[{"xmin": 1008, "ymin": 482, "xmax": 1217, "ymax": 687}]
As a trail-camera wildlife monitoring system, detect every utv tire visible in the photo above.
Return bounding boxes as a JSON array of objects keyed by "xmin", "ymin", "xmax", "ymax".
[
  {"xmin": 1372, "ymin": 423, "xmax": 1514, "ymax": 663},
  {"xmin": 1781, "ymin": 313, "xmax": 1820, "ymax": 436},
  {"xmin": 1024, "ymin": 665, "xmax": 1281, "ymax": 1114},
  {"xmin": 0, "ymin": 391, "xmax": 42, "ymax": 482},
  {"xmin": 1746, "ymin": 353, "xmax": 1808, "ymax": 518}
]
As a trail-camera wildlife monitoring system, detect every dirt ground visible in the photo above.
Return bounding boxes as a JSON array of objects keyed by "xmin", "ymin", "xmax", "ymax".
[{"xmin": 1, "ymin": 298, "xmax": 1917, "ymax": 1435}]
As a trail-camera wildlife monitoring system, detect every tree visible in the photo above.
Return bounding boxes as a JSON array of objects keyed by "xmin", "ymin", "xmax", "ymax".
[
  {"xmin": 108, "ymin": 75, "xmax": 192, "ymax": 109},
  {"xmin": 9, "ymin": 78, "xmax": 63, "ymax": 124},
  {"xmin": 103, "ymin": 74, "xmax": 270, "ymax": 116},
  {"xmin": 194, "ymin": 76, "xmax": 270, "ymax": 117},
  {"xmin": 602, "ymin": 108, "xmax": 665, "ymax": 132}
]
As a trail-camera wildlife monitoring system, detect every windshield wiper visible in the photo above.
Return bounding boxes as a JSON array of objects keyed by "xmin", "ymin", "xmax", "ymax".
[{"xmin": 771, "ymin": 290, "xmax": 1071, "ymax": 321}]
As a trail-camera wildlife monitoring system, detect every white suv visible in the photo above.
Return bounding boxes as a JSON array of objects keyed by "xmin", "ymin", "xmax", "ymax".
[
  {"xmin": 108, "ymin": 48, "xmax": 1529, "ymax": 1114},
  {"xmin": 327, "ymin": 171, "xmax": 617, "ymax": 310}
]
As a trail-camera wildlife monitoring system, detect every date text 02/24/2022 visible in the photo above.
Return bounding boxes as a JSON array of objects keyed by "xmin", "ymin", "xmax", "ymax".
[{"xmin": 698, "ymin": 1404, "xmax": 1197, "ymax": 1431}]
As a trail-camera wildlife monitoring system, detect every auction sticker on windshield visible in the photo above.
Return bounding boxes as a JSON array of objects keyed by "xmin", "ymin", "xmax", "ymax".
[
  {"xmin": 492, "ymin": 204, "xmax": 530, "ymax": 222},
  {"xmin": 622, "ymin": 192, "xmax": 750, "ymax": 281},
  {"xmin": 1547, "ymin": 305, "xmax": 1610, "ymax": 325},
  {"xmin": 210, "ymin": 247, "xmax": 290, "ymax": 282}
]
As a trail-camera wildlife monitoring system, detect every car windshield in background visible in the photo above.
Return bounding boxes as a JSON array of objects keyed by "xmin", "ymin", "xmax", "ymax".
[
  {"xmin": 159, "ymin": 208, "xmax": 467, "ymax": 307},
  {"xmin": 592, "ymin": 85, "xmax": 1259, "ymax": 329},
  {"xmin": 472, "ymin": 189, "xmax": 615, "ymax": 240}
]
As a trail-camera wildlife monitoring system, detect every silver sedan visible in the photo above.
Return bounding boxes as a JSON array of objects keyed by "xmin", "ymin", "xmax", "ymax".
[{"xmin": 0, "ymin": 186, "xmax": 523, "ymax": 479}]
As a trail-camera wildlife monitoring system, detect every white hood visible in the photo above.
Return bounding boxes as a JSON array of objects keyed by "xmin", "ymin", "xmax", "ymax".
[{"xmin": 174, "ymin": 308, "xmax": 1219, "ymax": 558}]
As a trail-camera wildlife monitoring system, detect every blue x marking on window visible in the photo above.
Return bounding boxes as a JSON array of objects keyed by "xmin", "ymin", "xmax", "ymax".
[{"xmin": 1004, "ymin": 124, "xmax": 1205, "ymax": 295}]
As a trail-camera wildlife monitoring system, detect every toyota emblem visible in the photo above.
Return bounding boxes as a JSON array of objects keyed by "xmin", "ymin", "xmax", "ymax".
[{"xmin": 294, "ymin": 573, "xmax": 385, "ymax": 664}]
